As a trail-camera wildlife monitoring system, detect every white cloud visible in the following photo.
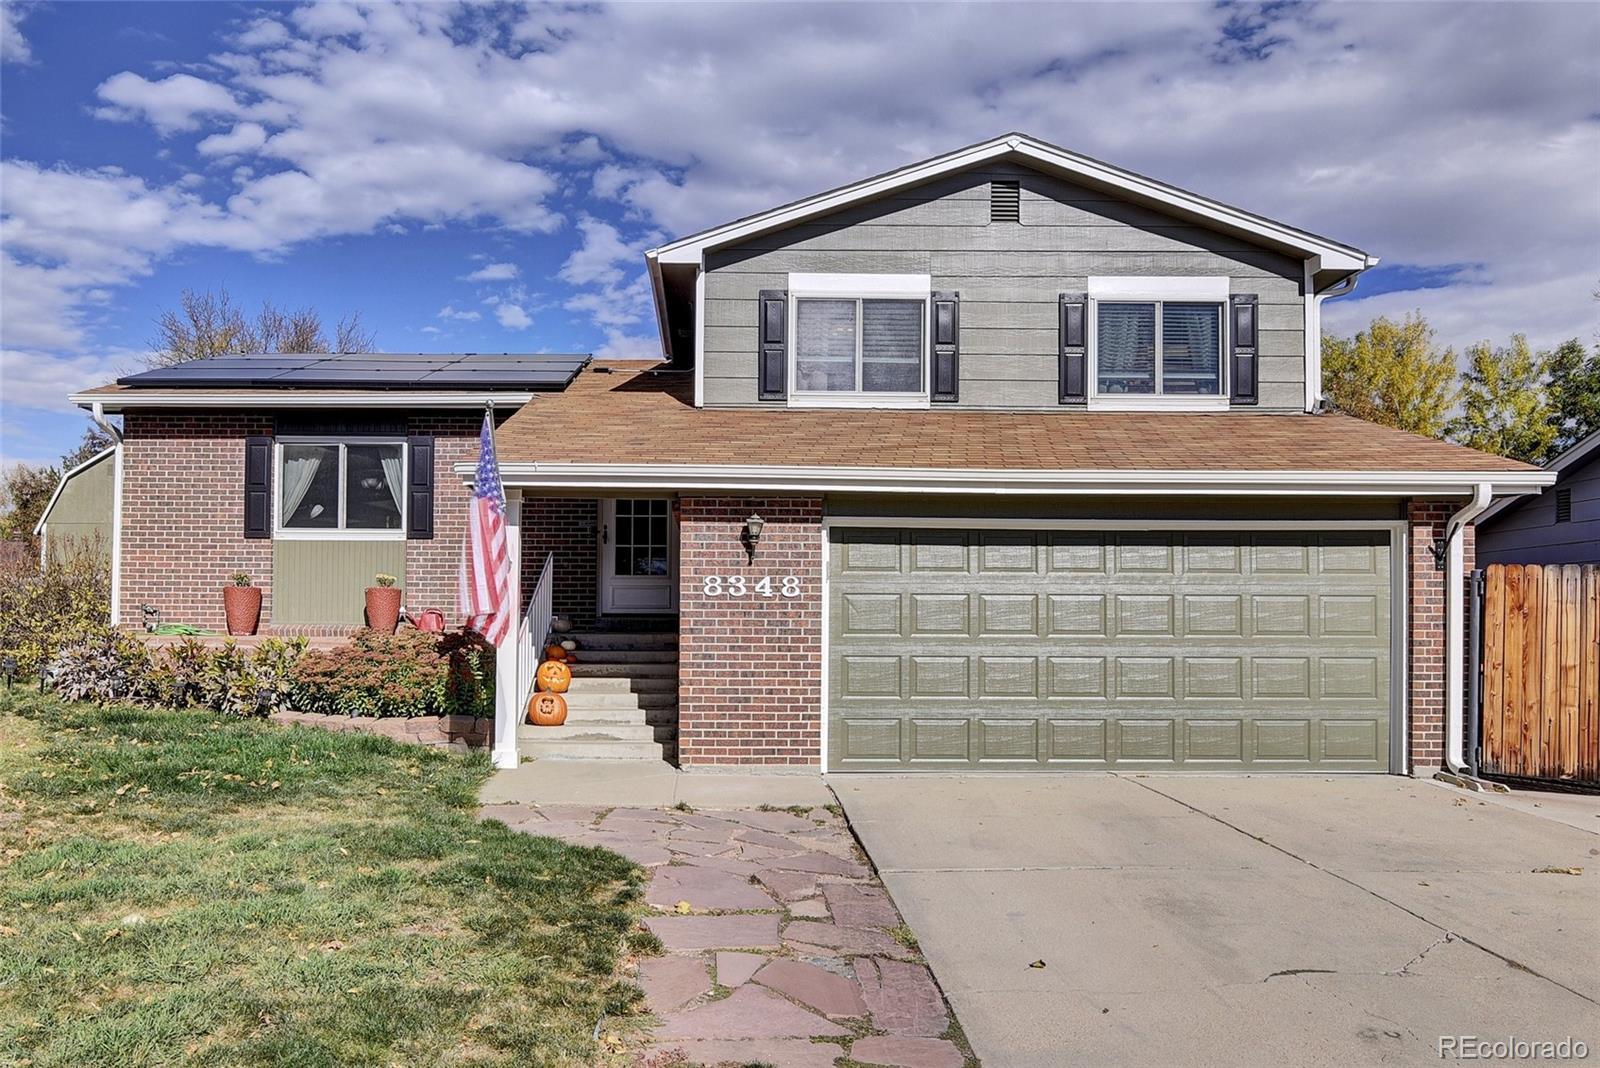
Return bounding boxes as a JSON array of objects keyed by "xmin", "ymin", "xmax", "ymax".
[
  {"xmin": 437, "ymin": 305, "xmax": 480, "ymax": 322},
  {"xmin": 93, "ymin": 72, "xmax": 239, "ymax": 134},
  {"xmin": 196, "ymin": 122, "xmax": 267, "ymax": 157},
  {"xmin": 1, "ymin": 1, "xmax": 34, "ymax": 63},
  {"xmin": 495, "ymin": 303, "xmax": 532, "ymax": 330},
  {"xmin": 462, "ymin": 261, "xmax": 519, "ymax": 282}
]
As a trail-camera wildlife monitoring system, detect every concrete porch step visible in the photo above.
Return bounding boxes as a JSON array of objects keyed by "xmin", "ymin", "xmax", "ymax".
[
  {"xmin": 560, "ymin": 690, "xmax": 678, "ymax": 710},
  {"xmin": 520, "ymin": 736, "xmax": 674, "ymax": 761},
  {"xmin": 567, "ymin": 661, "xmax": 677, "ymax": 679},
  {"xmin": 569, "ymin": 649, "xmax": 678, "ymax": 664},
  {"xmin": 565, "ymin": 630, "xmax": 679, "ymax": 651},
  {"xmin": 564, "ymin": 675, "xmax": 677, "ymax": 694},
  {"xmin": 520, "ymin": 720, "xmax": 659, "ymax": 743}
]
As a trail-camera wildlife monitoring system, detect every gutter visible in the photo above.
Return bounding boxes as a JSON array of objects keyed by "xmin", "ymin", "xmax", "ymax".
[{"xmin": 1443, "ymin": 482, "xmax": 1493, "ymax": 775}]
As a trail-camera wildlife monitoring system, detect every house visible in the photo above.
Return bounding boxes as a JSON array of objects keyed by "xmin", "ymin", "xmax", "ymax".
[
  {"xmin": 1475, "ymin": 429, "xmax": 1600, "ymax": 565},
  {"xmin": 71, "ymin": 133, "xmax": 1552, "ymax": 778},
  {"xmin": 33, "ymin": 445, "xmax": 115, "ymax": 566}
]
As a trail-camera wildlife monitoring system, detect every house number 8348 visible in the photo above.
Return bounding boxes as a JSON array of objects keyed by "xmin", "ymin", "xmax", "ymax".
[{"xmin": 701, "ymin": 575, "xmax": 801, "ymax": 598}]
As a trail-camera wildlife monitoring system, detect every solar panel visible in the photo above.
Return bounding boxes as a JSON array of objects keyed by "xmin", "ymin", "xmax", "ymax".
[{"xmin": 116, "ymin": 352, "xmax": 594, "ymax": 391}]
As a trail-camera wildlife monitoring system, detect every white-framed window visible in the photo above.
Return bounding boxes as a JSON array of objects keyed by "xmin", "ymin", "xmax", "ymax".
[
  {"xmin": 788, "ymin": 273, "xmax": 931, "ymax": 408},
  {"xmin": 275, "ymin": 437, "xmax": 406, "ymax": 539},
  {"xmin": 1088, "ymin": 276, "xmax": 1230, "ymax": 411}
]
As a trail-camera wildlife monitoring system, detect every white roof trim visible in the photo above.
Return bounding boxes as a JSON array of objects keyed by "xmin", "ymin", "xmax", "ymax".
[
  {"xmin": 456, "ymin": 460, "xmax": 1551, "ymax": 498},
  {"xmin": 33, "ymin": 445, "xmax": 116, "ymax": 537},
  {"xmin": 72, "ymin": 390, "xmax": 535, "ymax": 412},
  {"xmin": 1475, "ymin": 427, "xmax": 1600, "ymax": 525},
  {"xmin": 648, "ymin": 133, "xmax": 1375, "ymax": 272}
]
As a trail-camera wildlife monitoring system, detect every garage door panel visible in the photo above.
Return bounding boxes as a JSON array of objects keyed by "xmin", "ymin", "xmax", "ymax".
[{"xmin": 829, "ymin": 528, "xmax": 1394, "ymax": 772}]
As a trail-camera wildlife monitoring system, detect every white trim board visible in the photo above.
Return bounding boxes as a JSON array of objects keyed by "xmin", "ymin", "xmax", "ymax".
[
  {"xmin": 73, "ymin": 391, "xmax": 536, "ymax": 412},
  {"xmin": 650, "ymin": 133, "xmax": 1375, "ymax": 273},
  {"xmin": 470, "ymin": 461, "xmax": 1554, "ymax": 498}
]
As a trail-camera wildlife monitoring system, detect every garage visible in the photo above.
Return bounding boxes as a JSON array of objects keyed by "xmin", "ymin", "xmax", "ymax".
[{"xmin": 826, "ymin": 526, "xmax": 1398, "ymax": 771}]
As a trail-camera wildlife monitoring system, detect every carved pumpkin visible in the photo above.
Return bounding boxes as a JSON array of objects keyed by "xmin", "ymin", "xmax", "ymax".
[
  {"xmin": 536, "ymin": 659, "xmax": 572, "ymax": 693},
  {"xmin": 543, "ymin": 644, "xmax": 568, "ymax": 662},
  {"xmin": 527, "ymin": 690, "xmax": 568, "ymax": 726}
]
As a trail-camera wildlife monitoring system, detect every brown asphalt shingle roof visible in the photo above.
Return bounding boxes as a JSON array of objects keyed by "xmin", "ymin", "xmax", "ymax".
[{"xmin": 495, "ymin": 363, "xmax": 1534, "ymax": 474}]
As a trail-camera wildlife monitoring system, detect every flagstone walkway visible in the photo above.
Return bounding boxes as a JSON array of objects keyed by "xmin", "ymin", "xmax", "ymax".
[{"xmin": 477, "ymin": 801, "xmax": 976, "ymax": 1068}]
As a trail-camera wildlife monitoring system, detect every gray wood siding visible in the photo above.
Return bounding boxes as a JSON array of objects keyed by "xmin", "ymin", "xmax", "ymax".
[
  {"xmin": 1477, "ymin": 455, "xmax": 1600, "ymax": 565},
  {"xmin": 702, "ymin": 163, "xmax": 1306, "ymax": 411}
]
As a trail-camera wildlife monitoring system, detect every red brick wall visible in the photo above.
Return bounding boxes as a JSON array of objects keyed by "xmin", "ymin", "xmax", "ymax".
[
  {"xmin": 119, "ymin": 410, "xmax": 477, "ymax": 634},
  {"xmin": 1407, "ymin": 498, "xmax": 1475, "ymax": 773},
  {"xmin": 519, "ymin": 497, "xmax": 599, "ymax": 624},
  {"xmin": 120, "ymin": 412, "xmax": 276, "ymax": 630},
  {"xmin": 404, "ymin": 413, "xmax": 480, "ymax": 625},
  {"xmin": 677, "ymin": 496, "xmax": 824, "ymax": 766}
]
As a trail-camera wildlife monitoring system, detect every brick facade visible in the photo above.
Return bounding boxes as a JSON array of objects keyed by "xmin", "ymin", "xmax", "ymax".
[
  {"xmin": 120, "ymin": 412, "xmax": 276, "ymax": 631},
  {"xmin": 519, "ymin": 497, "xmax": 600, "ymax": 623},
  {"xmin": 119, "ymin": 409, "xmax": 478, "ymax": 635},
  {"xmin": 1406, "ymin": 498, "xmax": 1475, "ymax": 773},
  {"xmin": 677, "ymin": 496, "xmax": 824, "ymax": 766}
]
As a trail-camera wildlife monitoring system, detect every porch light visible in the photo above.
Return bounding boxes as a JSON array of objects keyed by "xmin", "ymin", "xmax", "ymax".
[{"xmin": 742, "ymin": 513, "xmax": 766, "ymax": 564}]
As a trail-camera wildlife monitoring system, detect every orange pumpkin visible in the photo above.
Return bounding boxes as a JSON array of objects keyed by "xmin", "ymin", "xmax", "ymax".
[
  {"xmin": 543, "ymin": 644, "xmax": 568, "ymax": 662},
  {"xmin": 536, "ymin": 659, "xmax": 572, "ymax": 693},
  {"xmin": 527, "ymin": 690, "xmax": 568, "ymax": 726}
]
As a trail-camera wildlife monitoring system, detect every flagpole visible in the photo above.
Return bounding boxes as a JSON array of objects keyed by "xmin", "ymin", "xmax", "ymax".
[{"xmin": 479, "ymin": 399, "xmax": 523, "ymax": 771}]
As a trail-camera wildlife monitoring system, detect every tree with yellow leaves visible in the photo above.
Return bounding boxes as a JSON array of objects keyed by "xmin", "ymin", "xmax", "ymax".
[
  {"xmin": 1322, "ymin": 313, "xmax": 1458, "ymax": 437},
  {"xmin": 1449, "ymin": 334, "xmax": 1558, "ymax": 463}
]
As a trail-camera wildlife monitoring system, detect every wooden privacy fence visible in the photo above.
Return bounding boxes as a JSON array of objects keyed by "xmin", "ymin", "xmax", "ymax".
[{"xmin": 1479, "ymin": 564, "xmax": 1600, "ymax": 785}]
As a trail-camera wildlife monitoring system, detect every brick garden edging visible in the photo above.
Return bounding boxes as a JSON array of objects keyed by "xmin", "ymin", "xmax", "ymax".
[{"xmin": 267, "ymin": 710, "xmax": 491, "ymax": 751}]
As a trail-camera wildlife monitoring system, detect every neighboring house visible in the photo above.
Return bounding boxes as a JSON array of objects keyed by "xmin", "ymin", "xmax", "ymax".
[
  {"xmin": 33, "ymin": 446, "xmax": 115, "ymax": 566},
  {"xmin": 1475, "ymin": 429, "xmax": 1600, "ymax": 565},
  {"xmin": 72, "ymin": 133, "xmax": 1552, "ymax": 778}
]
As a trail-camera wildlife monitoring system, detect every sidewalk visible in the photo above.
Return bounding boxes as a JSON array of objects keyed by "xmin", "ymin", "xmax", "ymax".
[{"xmin": 480, "ymin": 759, "xmax": 834, "ymax": 808}]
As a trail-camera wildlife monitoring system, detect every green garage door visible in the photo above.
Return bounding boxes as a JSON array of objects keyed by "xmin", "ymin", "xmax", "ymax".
[{"xmin": 827, "ymin": 529, "xmax": 1395, "ymax": 772}]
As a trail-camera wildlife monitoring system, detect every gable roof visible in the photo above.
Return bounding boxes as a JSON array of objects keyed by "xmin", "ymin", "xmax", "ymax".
[
  {"xmin": 648, "ymin": 132, "xmax": 1376, "ymax": 271},
  {"xmin": 1475, "ymin": 427, "xmax": 1600, "ymax": 526},
  {"xmin": 32, "ymin": 445, "xmax": 115, "ymax": 538}
]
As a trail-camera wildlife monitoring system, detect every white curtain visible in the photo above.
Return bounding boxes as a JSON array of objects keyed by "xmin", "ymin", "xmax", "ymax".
[
  {"xmin": 381, "ymin": 450, "xmax": 404, "ymax": 516},
  {"xmin": 280, "ymin": 454, "xmax": 322, "ymax": 523}
]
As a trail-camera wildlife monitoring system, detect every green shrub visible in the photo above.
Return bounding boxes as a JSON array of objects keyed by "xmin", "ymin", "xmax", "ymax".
[
  {"xmin": 50, "ymin": 633, "xmax": 306, "ymax": 717},
  {"xmin": 46, "ymin": 629, "xmax": 150, "ymax": 704},
  {"xmin": 289, "ymin": 628, "xmax": 495, "ymax": 719},
  {"xmin": 0, "ymin": 538, "xmax": 109, "ymax": 677}
]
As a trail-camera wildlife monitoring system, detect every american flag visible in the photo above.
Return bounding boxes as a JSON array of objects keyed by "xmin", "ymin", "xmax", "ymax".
[{"xmin": 459, "ymin": 410, "xmax": 512, "ymax": 645}]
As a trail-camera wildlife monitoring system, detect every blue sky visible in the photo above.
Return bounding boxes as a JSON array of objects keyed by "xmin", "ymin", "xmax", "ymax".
[{"xmin": 2, "ymin": 1, "xmax": 1597, "ymax": 469}]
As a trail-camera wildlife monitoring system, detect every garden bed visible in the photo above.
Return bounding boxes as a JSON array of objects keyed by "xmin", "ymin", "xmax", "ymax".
[{"xmin": 266, "ymin": 709, "xmax": 492, "ymax": 751}]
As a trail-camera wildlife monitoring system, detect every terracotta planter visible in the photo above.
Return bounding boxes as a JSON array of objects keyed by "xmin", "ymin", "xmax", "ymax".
[
  {"xmin": 222, "ymin": 586, "xmax": 262, "ymax": 636},
  {"xmin": 365, "ymin": 587, "xmax": 403, "ymax": 633}
]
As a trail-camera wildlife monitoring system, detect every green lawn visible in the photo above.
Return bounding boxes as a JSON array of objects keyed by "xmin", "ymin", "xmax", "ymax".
[{"xmin": 0, "ymin": 692, "xmax": 649, "ymax": 1067}]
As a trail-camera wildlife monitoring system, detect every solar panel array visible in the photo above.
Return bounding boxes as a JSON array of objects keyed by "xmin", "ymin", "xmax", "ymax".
[{"xmin": 117, "ymin": 353, "xmax": 593, "ymax": 390}]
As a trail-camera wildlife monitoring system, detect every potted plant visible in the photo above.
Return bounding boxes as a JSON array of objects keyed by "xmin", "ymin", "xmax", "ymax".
[
  {"xmin": 222, "ymin": 572, "xmax": 261, "ymax": 636},
  {"xmin": 365, "ymin": 573, "xmax": 402, "ymax": 634}
]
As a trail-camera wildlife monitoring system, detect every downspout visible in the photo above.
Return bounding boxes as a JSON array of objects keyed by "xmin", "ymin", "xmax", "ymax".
[
  {"xmin": 89, "ymin": 402, "xmax": 123, "ymax": 443},
  {"xmin": 1443, "ymin": 482, "xmax": 1492, "ymax": 774},
  {"xmin": 1307, "ymin": 271, "xmax": 1361, "ymax": 411},
  {"xmin": 92, "ymin": 402, "xmax": 125, "ymax": 628}
]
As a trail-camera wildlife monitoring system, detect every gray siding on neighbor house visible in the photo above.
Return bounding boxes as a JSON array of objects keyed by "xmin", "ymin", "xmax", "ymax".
[
  {"xmin": 702, "ymin": 163, "xmax": 1307, "ymax": 411},
  {"xmin": 1477, "ymin": 454, "xmax": 1600, "ymax": 565}
]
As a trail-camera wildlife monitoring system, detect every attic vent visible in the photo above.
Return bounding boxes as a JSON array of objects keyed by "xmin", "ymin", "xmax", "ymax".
[
  {"xmin": 1555, "ymin": 487, "xmax": 1572, "ymax": 523},
  {"xmin": 990, "ymin": 180, "xmax": 1020, "ymax": 223}
]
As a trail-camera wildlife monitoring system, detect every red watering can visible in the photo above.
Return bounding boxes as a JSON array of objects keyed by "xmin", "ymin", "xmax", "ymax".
[{"xmin": 413, "ymin": 608, "xmax": 446, "ymax": 633}]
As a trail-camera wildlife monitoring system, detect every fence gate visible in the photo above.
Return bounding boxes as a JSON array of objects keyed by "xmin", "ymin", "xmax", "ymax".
[{"xmin": 1478, "ymin": 564, "xmax": 1600, "ymax": 786}]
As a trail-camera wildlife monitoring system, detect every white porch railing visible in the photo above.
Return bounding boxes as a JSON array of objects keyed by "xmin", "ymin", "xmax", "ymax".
[{"xmin": 519, "ymin": 551, "xmax": 555, "ymax": 712}]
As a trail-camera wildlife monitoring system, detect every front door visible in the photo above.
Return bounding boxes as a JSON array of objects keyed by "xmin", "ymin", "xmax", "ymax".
[{"xmin": 600, "ymin": 498, "xmax": 678, "ymax": 613}]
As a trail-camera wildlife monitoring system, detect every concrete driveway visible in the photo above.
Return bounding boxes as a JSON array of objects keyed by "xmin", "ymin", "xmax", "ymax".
[{"xmin": 833, "ymin": 775, "xmax": 1599, "ymax": 1068}]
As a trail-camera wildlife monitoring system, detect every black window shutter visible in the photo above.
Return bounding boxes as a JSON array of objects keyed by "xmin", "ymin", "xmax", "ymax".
[
  {"xmin": 243, "ymin": 435, "xmax": 272, "ymax": 539},
  {"xmin": 931, "ymin": 291, "xmax": 960, "ymax": 403},
  {"xmin": 1230, "ymin": 294, "xmax": 1259, "ymax": 405},
  {"xmin": 757, "ymin": 289, "xmax": 788, "ymax": 401},
  {"xmin": 1058, "ymin": 292, "xmax": 1087, "ymax": 404},
  {"xmin": 407, "ymin": 434, "xmax": 435, "ymax": 539}
]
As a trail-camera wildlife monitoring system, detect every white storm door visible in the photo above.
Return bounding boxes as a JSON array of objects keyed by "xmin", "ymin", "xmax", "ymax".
[{"xmin": 600, "ymin": 498, "xmax": 677, "ymax": 613}]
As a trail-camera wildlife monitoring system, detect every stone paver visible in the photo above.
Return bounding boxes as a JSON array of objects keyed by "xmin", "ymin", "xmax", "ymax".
[
  {"xmin": 653, "ymin": 985, "xmax": 849, "ymax": 1039},
  {"xmin": 851, "ymin": 1035, "xmax": 967, "ymax": 1068},
  {"xmin": 855, "ymin": 957, "xmax": 951, "ymax": 1038},
  {"xmin": 754, "ymin": 958, "xmax": 868, "ymax": 1018},
  {"xmin": 484, "ymin": 799, "xmax": 969, "ymax": 1065},
  {"xmin": 715, "ymin": 950, "xmax": 766, "ymax": 987},
  {"xmin": 647, "ymin": 863, "xmax": 776, "ymax": 911},
  {"xmin": 645, "ymin": 913, "xmax": 782, "ymax": 950},
  {"xmin": 637, "ymin": 956, "xmax": 710, "ymax": 1013}
]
